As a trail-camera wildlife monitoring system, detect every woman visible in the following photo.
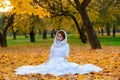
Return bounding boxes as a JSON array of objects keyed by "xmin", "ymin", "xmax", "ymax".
[{"xmin": 15, "ymin": 30, "xmax": 102, "ymax": 76}]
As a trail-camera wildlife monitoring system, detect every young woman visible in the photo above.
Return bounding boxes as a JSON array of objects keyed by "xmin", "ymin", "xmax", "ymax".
[{"xmin": 15, "ymin": 30, "xmax": 102, "ymax": 76}]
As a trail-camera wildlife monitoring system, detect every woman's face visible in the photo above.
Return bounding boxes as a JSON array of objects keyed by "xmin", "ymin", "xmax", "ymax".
[{"xmin": 56, "ymin": 33, "xmax": 63, "ymax": 42}]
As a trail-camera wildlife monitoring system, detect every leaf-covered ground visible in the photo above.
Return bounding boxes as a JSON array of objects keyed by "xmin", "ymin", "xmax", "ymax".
[{"xmin": 0, "ymin": 45, "xmax": 120, "ymax": 80}]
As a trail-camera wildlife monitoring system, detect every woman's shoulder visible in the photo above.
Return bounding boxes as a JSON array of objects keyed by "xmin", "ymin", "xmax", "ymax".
[{"xmin": 66, "ymin": 43, "xmax": 69, "ymax": 47}]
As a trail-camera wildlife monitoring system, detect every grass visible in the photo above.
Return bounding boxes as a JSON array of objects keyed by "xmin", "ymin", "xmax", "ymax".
[
  {"xmin": 7, "ymin": 35, "xmax": 53, "ymax": 46},
  {"xmin": 98, "ymin": 35, "xmax": 120, "ymax": 46},
  {"xmin": 6, "ymin": 34, "xmax": 120, "ymax": 47}
]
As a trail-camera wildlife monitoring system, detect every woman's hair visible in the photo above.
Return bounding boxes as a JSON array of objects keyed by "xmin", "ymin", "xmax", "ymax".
[{"xmin": 57, "ymin": 31, "xmax": 65, "ymax": 40}]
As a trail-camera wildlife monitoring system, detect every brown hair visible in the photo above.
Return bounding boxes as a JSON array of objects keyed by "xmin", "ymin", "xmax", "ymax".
[{"xmin": 57, "ymin": 31, "xmax": 65, "ymax": 40}]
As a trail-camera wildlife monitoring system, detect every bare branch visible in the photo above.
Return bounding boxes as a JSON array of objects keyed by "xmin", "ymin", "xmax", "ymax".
[{"xmin": 74, "ymin": 0, "xmax": 81, "ymax": 10}]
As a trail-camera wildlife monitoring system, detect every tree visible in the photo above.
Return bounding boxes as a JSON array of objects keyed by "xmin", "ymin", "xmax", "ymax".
[
  {"xmin": 30, "ymin": 27, "xmax": 35, "ymax": 42},
  {"xmin": 0, "ymin": 13, "xmax": 15, "ymax": 47},
  {"xmin": 112, "ymin": 23, "xmax": 116, "ymax": 37},
  {"xmin": 10, "ymin": 0, "xmax": 50, "ymax": 18},
  {"xmin": 105, "ymin": 23, "xmax": 110, "ymax": 36},
  {"xmin": 0, "ymin": 0, "xmax": 50, "ymax": 47},
  {"xmin": 51, "ymin": 29, "xmax": 55, "ymax": 38},
  {"xmin": 33, "ymin": 0, "xmax": 87, "ymax": 43},
  {"xmin": 73, "ymin": 0, "xmax": 101, "ymax": 49},
  {"xmin": 42, "ymin": 29, "xmax": 47, "ymax": 40},
  {"xmin": 89, "ymin": 0, "xmax": 120, "ymax": 37},
  {"xmin": 11, "ymin": 26, "xmax": 19, "ymax": 40}
]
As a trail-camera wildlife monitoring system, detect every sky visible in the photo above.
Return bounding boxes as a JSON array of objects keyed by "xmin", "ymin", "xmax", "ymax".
[{"xmin": 0, "ymin": 0, "xmax": 13, "ymax": 12}]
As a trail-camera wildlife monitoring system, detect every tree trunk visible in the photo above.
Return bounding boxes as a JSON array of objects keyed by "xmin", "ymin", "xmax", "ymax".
[
  {"xmin": 42, "ymin": 29, "xmax": 47, "ymax": 40},
  {"xmin": 81, "ymin": 9, "xmax": 101, "ymax": 49},
  {"xmin": 0, "ymin": 32, "xmax": 7, "ymax": 47},
  {"xmin": 12, "ymin": 27, "xmax": 19, "ymax": 40},
  {"xmin": 39, "ymin": 29, "xmax": 41, "ymax": 36},
  {"xmin": 69, "ymin": 14, "xmax": 87, "ymax": 43},
  {"xmin": 0, "ymin": 35, "xmax": 7, "ymax": 47},
  {"xmin": 113, "ymin": 23, "xmax": 116, "ymax": 37},
  {"xmin": 30, "ymin": 28, "xmax": 35, "ymax": 42},
  {"xmin": 51, "ymin": 29, "xmax": 55, "ymax": 38},
  {"xmin": 74, "ymin": 0, "xmax": 101, "ymax": 49},
  {"xmin": 101, "ymin": 28, "xmax": 104, "ymax": 36},
  {"xmin": 106, "ymin": 23, "xmax": 110, "ymax": 36},
  {"xmin": 0, "ymin": 13, "xmax": 15, "ymax": 47},
  {"xmin": 13, "ymin": 33, "xmax": 16, "ymax": 40},
  {"xmin": 98, "ymin": 27, "xmax": 100, "ymax": 35},
  {"xmin": 13, "ymin": 30, "xmax": 18, "ymax": 39}
]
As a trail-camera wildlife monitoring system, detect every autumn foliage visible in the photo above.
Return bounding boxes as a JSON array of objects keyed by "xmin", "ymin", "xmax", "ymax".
[
  {"xmin": 0, "ymin": 45, "xmax": 119, "ymax": 80},
  {"xmin": 10, "ymin": 0, "xmax": 50, "ymax": 18}
]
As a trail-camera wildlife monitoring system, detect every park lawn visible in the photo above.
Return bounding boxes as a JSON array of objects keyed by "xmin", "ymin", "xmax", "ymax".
[
  {"xmin": 98, "ymin": 35, "xmax": 120, "ymax": 46},
  {"xmin": 7, "ymin": 34, "xmax": 86, "ymax": 47},
  {"xmin": 0, "ymin": 34, "xmax": 119, "ymax": 80},
  {"xmin": 7, "ymin": 34, "xmax": 120, "ymax": 46}
]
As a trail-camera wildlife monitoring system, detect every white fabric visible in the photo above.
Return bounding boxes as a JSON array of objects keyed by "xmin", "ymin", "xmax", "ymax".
[{"xmin": 15, "ymin": 30, "xmax": 102, "ymax": 76}]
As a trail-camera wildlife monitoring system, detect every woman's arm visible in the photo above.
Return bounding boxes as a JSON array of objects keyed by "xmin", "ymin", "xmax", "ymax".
[
  {"xmin": 49, "ymin": 45, "xmax": 54, "ymax": 60},
  {"xmin": 64, "ymin": 44, "xmax": 70, "ymax": 60}
]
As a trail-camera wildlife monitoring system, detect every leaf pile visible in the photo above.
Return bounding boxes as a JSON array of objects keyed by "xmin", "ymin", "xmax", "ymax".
[{"xmin": 0, "ymin": 45, "xmax": 120, "ymax": 80}]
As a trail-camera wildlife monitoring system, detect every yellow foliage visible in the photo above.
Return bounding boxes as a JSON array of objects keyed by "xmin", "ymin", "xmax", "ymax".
[
  {"xmin": 0, "ymin": 0, "xmax": 5, "ymax": 8},
  {"xmin": 0, "ymin": 0, "xmax": 50, "ymax": 18},
  {"xmin": 9, "ymin": 0, "xmax": 50, "ymax": 18},
  {"xmin": 0, "ymin": 45, "xmax": 120, "ymax": 80}
]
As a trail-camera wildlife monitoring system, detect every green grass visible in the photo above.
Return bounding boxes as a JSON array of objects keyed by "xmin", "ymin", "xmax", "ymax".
[
  {"xmin": 7, "ymin": 35, "xmax": 53, "ymax": 46},
  {"xmin": 7, "ymin": 34, "xmax": 120, "ymax": 47},
  {"xmin": 98, "ymin": 35, "xmax": 120, "ymax": 46}
]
